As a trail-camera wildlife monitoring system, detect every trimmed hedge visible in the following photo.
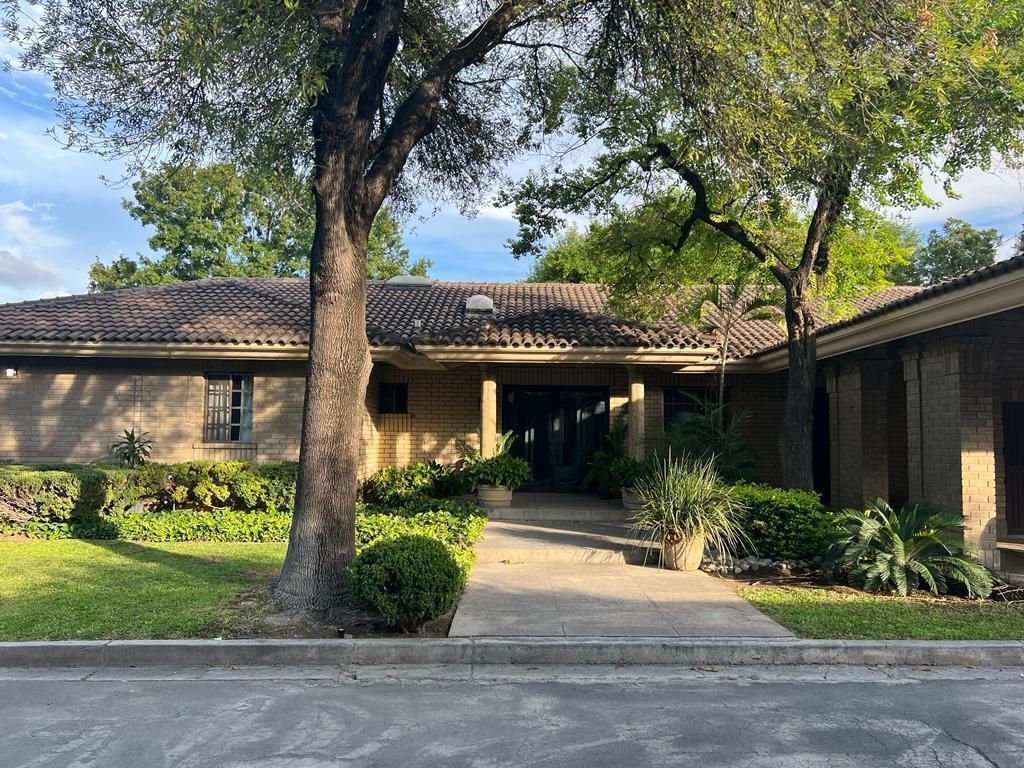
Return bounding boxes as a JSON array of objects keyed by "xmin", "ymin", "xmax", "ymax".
[
  {"xmin": 0, "ymin": 461, "xmax": 297, "ymax": 526},
  {"xmin": 731, "ymin": 484, "xmax": 841, "ymax": 561},
  {"xmin": 1, "ymin": 509, "xmax": 293, "ymax": 542}
]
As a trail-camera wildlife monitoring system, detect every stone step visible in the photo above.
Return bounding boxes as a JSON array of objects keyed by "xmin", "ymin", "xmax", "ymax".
[
  {"xmin": 476, "ymin": 492, "xmax": 631, "ymax": 523},
  {"xmin": 474, "ymin": 521, "xmax": 658, "ymax": 566},
  {"xmin": 486, "ymin": 507, "xmax": 631, "ymax": 523}
]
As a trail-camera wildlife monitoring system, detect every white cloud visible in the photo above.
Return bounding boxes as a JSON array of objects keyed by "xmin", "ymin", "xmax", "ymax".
[
  {"xmin": 0, "ymin": 199, "xmax": 68, "ymax": 251},
  {"xmin": 0, "ymin": 132, "xmax": 8, "ymax": 141},
  {"xmin": 0, "ymin": 248, "xmax": 60, "ymax": 290}
]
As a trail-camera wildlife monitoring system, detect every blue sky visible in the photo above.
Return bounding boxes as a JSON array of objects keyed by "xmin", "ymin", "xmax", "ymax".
[{"xmin": 1, "ymin": 39, "xmax": 1022, "ymax": 305}]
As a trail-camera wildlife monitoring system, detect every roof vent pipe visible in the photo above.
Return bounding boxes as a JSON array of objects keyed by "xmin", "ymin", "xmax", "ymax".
[{"xmin": 465, "ymin": 294, "xmax": 494, "ymax": 313}]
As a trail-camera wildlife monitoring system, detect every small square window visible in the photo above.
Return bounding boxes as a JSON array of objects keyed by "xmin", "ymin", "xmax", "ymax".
[
  {"xmin": 206, "ymin": 374, "xmax": 254, "ymax": 442},
  {"xmin": 379, "ymin": 382, "xmax": 409, "ymax": 414}
]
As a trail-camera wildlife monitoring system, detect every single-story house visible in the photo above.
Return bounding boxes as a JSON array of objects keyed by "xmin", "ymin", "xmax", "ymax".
[{"xmin": 1, "ymin": 257, "xmax": 1022, "ymax": 575}]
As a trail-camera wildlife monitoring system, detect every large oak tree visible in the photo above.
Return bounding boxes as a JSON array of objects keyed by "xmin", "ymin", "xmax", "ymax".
[
  {"xmin": 3, "ymin": 0, "xmax": 650, "ymax": 611},
  {"xmin": 512, "ymin": 0, "xmax": 1024, "ymax": 489}
]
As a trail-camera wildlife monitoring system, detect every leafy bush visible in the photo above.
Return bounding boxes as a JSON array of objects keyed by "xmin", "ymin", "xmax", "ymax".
[
  {"xmin": 463, "ymin": 451, "xmax": 532, "ymax": 490},
  {"xmin": 826, "ymin": 500, "xmax": 994, "ymax": 598},
  {"xmin": 0, "ymin": 461, "xmax": 298, "ymax": 526},
  {"xmin": 629, "ymin": 453, "xmax": 750, "ymax": 561},
  {"xmin": 361, "ymin": 460, "xmax": 469, "ymax": 505},
  {"xmin": 662, "ymin": 396, "xmax": 756, "ymax": 482},
  {"xmin": 109, "ymin": 428, "xmax": 153, "ymax": 468},
  {"xmin": 348, "ymin": 535, "xmax": 467, "ymax": 630},
  {"xmin": 730, "ymin": 484, "xmax": 840, "ymax": 561}
]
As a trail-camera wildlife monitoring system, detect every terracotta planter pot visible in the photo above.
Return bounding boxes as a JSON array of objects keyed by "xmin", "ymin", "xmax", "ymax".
[
  {"xmin": 621, "ymin": 488, "xmax": 642, "ymax": 510},
  {"xmin": 662, "ymin": 533, "xmax": 706, "ymax": 571},
  {"xmin": 477, "ymin": 484, "xmax": 513, "ymax": 508}
]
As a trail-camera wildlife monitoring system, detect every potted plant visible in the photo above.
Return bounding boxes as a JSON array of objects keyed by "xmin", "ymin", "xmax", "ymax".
[
  {"xmin": 611, "ymin": 456, "xmax": 653, "ymax": 510},
  {"xmin": 463, "ymin": 432, "xmax": 532, "ymax": 508},
  {"xmin": 629, "ymin": 452, "xmax": 749, "ymax": 571}
]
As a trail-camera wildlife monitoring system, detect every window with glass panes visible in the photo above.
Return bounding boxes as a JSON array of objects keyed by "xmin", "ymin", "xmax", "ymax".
[
  {"xmin": 662, "ymin": 387, "xmax": 721, "ymax": 427},
  {"xmin": 378, "ymin": 382, "xmax": 409, "ymax": 414},
  {"xmin": 205, "ymin": 374, "xmax": 254, "ymax": 442}
]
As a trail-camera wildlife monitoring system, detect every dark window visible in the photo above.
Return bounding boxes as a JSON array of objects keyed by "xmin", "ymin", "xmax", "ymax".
[
  {"xmin": 205, "ymin": 374, "xmax": 253, "ymax": 442},
  {"xmin": 379, "ymin": 382, "xmax": 409, "ymax": 414},
  {"xmin": 663, "ymin": 387, "xmax": 719, "ymax": 427}
]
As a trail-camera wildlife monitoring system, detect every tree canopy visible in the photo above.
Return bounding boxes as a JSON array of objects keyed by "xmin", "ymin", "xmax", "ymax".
[
  {"xmin": 87, "ymin": 163, "xmax": 427, "ymax": 291},
  {"xmin": 888, "ymin": 218, "xmax": 1000, "ymax": 286},
  {"xmin": 511, "ymin": 0, "xmax": 1024, "ymax": 488}
]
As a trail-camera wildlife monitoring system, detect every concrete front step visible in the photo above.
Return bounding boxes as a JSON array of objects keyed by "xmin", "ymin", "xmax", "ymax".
[
  {"xmin": 475, "ymin": 521, "xmax": 655, "ymax": 565},
  {"xmin": 481, "ymin": 492, "xmax": 630, "ymax": 523}
]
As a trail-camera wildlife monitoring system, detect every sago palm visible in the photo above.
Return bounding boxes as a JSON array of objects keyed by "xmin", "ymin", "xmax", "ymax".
[{"xmin": 826, "ymin": 500, "xmax": 993, "ymax": 598}]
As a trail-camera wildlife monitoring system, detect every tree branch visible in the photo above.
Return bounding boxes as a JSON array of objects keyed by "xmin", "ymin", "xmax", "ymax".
[{"xmin": 363, "ymin": 0, "xmax": 539, "ymax": 213}]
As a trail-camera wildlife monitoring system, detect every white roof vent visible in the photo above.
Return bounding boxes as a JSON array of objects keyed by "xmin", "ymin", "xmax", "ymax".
[
  {"xmin": 385, "ymin": 274, "xmax": 434, "ymax": 288},
  {"xmin": 465, "ymin": 294, "xmax": 494, "ymax": 313}
]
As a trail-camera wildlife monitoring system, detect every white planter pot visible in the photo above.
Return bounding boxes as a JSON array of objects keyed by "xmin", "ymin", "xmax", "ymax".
[
  {"xmin": 621, "ymin": 488, "xmax": 642, "ymax": 510},
  {"xmin": 477, "ymin": 484, "xmax": 513, "ymax": 508},
  {"xmin": 662, "ymin": 533, "xmax": 706, "ymax": 571}
]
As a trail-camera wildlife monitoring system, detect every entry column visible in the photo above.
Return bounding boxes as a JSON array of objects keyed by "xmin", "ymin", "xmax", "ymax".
[
  {"xmin": 627, "ymin": 365, "xmax": 646, "ymax": 460},
  {"xmin": 480, "ymin": 365, "xmax": 497, "ymax": 457}
]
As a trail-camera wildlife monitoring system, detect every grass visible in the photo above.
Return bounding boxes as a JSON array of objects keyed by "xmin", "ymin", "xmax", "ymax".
[
  {"xmin": 0, "ymin": 540, "xmax": 286, "ymax": 640},
  {"xmin": 739, "ymin": 583, "xmax": 1024, "ymax": 640}
]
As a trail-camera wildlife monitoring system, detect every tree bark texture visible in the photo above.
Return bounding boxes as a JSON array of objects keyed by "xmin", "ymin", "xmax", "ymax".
[
  {"xmin": 275, "ymin": 0, "xmax": 536, "ymax": 611},
  {"xmin": 778, "ymin": 280, "xmax": 817, "ymax": 490},
  {"xmin": 275, "ymin": 132, "xmax": 371, "ymax": 611}
]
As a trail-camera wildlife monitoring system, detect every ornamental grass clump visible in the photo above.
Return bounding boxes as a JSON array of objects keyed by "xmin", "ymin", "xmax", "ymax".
[
  {"xmin": 629, "ymin": 453, "xmax": 750, "ymax": 570},
  {"xmin": 825, "ymin": 500, "xmax": 994, "ymax": 598}
]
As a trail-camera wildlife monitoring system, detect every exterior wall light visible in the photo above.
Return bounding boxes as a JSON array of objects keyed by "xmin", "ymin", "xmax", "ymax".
[{"xmin": 4, "ymin": 366, "xmax": 18, "ymax": 378}]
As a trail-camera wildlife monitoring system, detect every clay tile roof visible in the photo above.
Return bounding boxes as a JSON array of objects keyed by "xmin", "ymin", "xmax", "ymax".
[{"xmin": 0, "ymin": 258, "xmax": 1019, "ymax": 356}]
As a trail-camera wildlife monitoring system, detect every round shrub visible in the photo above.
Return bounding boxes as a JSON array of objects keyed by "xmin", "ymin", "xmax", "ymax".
[
  {"xmin": 730, "ymin": 484, "xmax": 841, "ymax": 561},
  {"xmin": 348, "ymin": 535, "xmax": 466, "ymax": 630}
]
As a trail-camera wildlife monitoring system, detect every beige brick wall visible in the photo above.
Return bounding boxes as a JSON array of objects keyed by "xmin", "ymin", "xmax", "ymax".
[
  {"xmin": 0, "ymin": 358, "xmax": 307, "ymax": 465},
  {"xmin": 827, "ymin": 307, "xmax": 1024, "ymax": 572}
]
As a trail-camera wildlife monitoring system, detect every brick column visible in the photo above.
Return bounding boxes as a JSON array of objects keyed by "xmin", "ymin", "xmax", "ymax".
[
  {"xmin": 627, "ymin": 365, "xmax": 646, "ymax": 460},
  {"xmin": 825, "ymin": 356, "xmax": 889, "ymax": 509},
  {"xmin": 480, "ymin": 365, "xmax": 497, "ymax": 458},
  {"xmin": 904, "ymin": 338, "xmax": 997, "ymax": 567}
]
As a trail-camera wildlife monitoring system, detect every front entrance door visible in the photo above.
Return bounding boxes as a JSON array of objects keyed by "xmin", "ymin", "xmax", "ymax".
[
  {"xmin": 502, "ymin": 386, "xmax": 609, "ymax": 491},
  {"xmin": 1004, "ymin": 402, "xmax": 1024, "ymax": 535}
]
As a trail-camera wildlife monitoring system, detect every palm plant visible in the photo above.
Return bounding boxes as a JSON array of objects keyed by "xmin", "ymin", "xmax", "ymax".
[
  {"xmin": 109, "ymin": 428, "xmax": 153, "ymax": 468},
  {"xmin": 683, "ymin": 268, "xmax": 783, "ymax": 423},
  {"xmin": 629, "ymin": 452, "xmax": 750, "ymax": 569},
  {"xmin": 825, "ymin": 500, "xmax": 993, "ymax": 598},
  {"xmin": 663, "ymin": 393, "xmax": 756, "ymax": 482}
]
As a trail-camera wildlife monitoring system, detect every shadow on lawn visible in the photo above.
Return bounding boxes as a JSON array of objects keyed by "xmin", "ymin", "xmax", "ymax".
[{"xmin": 0, "ymin": 539, "xmax": 284, "ymax": 640}]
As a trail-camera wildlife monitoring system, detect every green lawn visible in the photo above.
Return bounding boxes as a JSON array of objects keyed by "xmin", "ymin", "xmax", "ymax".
[
  {"xmin": 740, "ymin": 584, "xmax": 1024, "ymax": 640},
  {"xmin": 0, "ymin": 540, "xmax": 286, "ymax": 640}
]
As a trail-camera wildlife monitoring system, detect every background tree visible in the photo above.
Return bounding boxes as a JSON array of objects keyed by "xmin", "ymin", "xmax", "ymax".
[
  {"xmin": 5, "ymin": 0, "xmax": 625, "ymax": 611},
  {"xmin": 888, "ymin": 218, "xmax": 1000, "ymax": 286},
  {"xmin": 512, "ymin": 0, "xmax": 1024, "ymax": 489},
  {"xmin": 89, "ymin": 164, "xmax": 424, "ymax": 290}
]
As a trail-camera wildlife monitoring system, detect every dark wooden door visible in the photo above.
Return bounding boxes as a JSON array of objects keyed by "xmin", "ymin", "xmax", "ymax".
[{"xmin": 1004, "ymin": 402, "xmax": 1024, "ymax": 535}]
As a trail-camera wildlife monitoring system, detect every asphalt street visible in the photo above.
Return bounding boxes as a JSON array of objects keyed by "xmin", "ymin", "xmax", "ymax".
[{"xmin": 1, "ymin": 665, "xmax": 1022, "ymax": 767}]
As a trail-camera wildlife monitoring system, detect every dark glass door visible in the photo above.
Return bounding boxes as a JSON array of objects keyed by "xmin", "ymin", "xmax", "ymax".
[{"xmin": 502, "ymin": 386, "xmax": 609, "ymax": 491}]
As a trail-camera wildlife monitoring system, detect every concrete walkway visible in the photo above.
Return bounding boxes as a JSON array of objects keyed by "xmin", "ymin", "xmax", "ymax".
[{"xmin": 453, "ymin": 520, "xmax": 793, "ymax": 639}]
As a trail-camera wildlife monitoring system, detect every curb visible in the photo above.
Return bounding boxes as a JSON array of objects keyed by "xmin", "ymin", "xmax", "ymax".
[{"xmin": 2, "ymin": 638, "xmax": 1024, "ymax": 668}]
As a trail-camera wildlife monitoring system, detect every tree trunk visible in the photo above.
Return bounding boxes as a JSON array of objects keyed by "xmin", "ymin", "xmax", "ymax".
[
  {"xmin": 274, "ymin": 133, "xmax": 371, "ymax": 612},
  {"xmin": 778, "ymin": 281, "xmax": 817, "ymax": 490}
]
